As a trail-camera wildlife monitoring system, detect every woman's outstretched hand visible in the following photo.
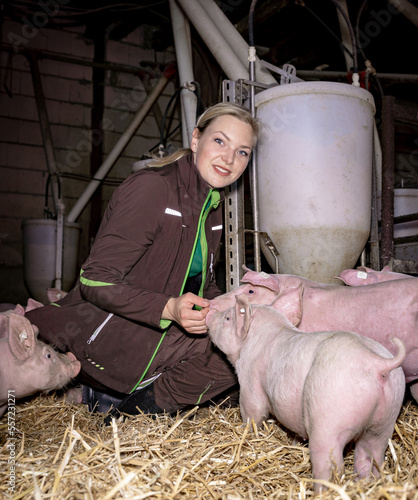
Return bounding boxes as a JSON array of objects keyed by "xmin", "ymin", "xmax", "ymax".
[{"xmin": 162, "ymin": 293, "xmax": 210, "ymax": 334}]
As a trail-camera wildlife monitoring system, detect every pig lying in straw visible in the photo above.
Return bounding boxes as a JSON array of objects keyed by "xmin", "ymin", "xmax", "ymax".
[
  {"xmin": 206, "ymin": 294, "xmax": 406, "ymax": 494},
  {"xmin": 0, "ymin": 304, "xmax": 81, "ymax": 417},
  {"xmin": 210, "ymin": 267, "xmax": 418, "ymax": 401},
  {"xmin": 336, "ymin": 266, "xmax": 415, "ymax": 286}
]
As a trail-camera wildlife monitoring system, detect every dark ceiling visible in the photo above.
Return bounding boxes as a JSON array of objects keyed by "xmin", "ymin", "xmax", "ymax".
[
  {"xmin": 3, "ymin": 0, "xmax": 417, "ymax": 76},
  {"xmin": 2, "ymin": 0, "xmax": 418, "ymax": 134}
]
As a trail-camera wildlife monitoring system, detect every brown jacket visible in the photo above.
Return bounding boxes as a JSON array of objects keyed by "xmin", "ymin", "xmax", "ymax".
[{"xmin": 26, "ymin": 154, "xmax": 225, "ymax": 394}]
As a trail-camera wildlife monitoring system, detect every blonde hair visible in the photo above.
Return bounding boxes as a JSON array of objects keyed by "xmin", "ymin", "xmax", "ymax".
[{"xmin": 149, "ymin": 102, "xmax": 261, "ymax": 167}]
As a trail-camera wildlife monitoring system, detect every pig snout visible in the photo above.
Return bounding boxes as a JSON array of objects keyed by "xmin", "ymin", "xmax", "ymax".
[
  {"xmin": 37, "ymin": 343, "xmax": 81, "ymax": 391},
  {"xmin": 206, "ymin": 302, "xmax": 222, "ymax": 327},
  {"xmin": 205, "ymin": 308, "xmax": 216, "ymax": 326},
  {"xmin": 209, "ymin": 283, "xmax": 278, "ymax": 313},
  {"xmin": 62, "ymin": 351, "xmax": 81, "ymax": 378}
]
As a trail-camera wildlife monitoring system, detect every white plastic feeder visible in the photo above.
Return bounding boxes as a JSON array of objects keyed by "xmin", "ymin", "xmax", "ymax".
[{"xmin": 255, "ymin": 81, "xmax": 376, "ymax": 284}]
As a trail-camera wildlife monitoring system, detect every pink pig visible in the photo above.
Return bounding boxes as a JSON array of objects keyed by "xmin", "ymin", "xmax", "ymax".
[
  {"xmin": 206, "ymin": 294, "xmax": 406, "ymax": 494},
  {"xmin": 0, "ymin": 305, "xmax": 81, "ymax": 417},
  {"xmin": 336, "ymin": 266, "xmax": 415, "ymax": 286},
  {"xmin": 210, "ymin": 268, "xmax": 418, "ymax": 401}
]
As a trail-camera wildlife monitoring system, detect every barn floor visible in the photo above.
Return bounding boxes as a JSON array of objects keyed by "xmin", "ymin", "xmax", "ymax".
[{"xmin": 1, "ymin": 393, "xmax": 417, "ymax": 499}]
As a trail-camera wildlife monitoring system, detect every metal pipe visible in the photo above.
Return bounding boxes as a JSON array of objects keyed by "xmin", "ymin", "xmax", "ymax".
[
  {"xmin": 296, "ymin": 70, "xmax": 418, "ymax": 84},
  {"xmin": 175, "ymin": 0, "xmax": 249, "ymax": 81},
  {"xmin": 248, "ymin": 45, "xmax": 261, "ymax": 272},
  {"xmin": 196, "ymin": 0, "xmax": 276, "ymax": 86},
  {"xmin": 55, "ymin": 199, "xmax": 65, "ymax": 290},
  {"xmin": 27, "ymin": 53, "xmax": 66, "ymax": 288},
  {"xmin": 334, "ymin": 0, "xmax": 354, "ymax": 72},
  {"xmin": 381, "ymin": 96, "xmax": 396, "ymax": 267},
  {"xmin": 388, "ymin": 0, "xmax": 418, "ymax": 28},
  {"xmin": 27, "ymin": 53, "xmax": 60, "ymax": 212},
  {"xmin": 67, "ymin": 73, "xmax": 171, "ymax": 223},
  {"xmin": 169, "ymin": 0, "xmax": 197, "ymax": 147}
]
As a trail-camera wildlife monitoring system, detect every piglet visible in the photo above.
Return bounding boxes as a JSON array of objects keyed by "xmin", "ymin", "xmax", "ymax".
[
  {"xmin": 206, "ymin": 294, "xmax": 406, "ymax": 494},
  {"xmin": 336, "ymin": 266, "xmax": 415, "ymax": 286},
  {"xmin": 210, "ymin": 268, "xmax": 418, "ymax": 402},
  {"xmin": 0, "ymin": 305, "xmax": 81, "ymax": 417}
]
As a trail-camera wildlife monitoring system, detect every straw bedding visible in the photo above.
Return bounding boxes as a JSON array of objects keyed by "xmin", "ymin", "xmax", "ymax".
[{"xmin": 1, "ymin": 393, "xmax": 417, "ymax": 499}]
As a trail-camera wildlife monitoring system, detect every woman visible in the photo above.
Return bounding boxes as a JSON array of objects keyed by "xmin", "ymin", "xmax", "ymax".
[{"xmin": 26, "ymin": 102, "xmax": 261, "ymax": 418}]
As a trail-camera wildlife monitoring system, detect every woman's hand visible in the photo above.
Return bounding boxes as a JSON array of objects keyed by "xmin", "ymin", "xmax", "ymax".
[{"xmin": 162, "ymin": 293, "xmax": 210, "ymax": 334}]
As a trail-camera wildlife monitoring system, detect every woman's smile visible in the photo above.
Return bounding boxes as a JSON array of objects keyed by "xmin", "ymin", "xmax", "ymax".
[{"xmin": 191, "ymin": 115, "xmax": 255, "ymax": 189}]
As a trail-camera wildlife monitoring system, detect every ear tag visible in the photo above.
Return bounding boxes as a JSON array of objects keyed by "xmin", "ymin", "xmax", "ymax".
[
  {"xmin": 19, "ymin": 330, "xmax": 28, "ymax": 342},
  {"xmin": 259, "ymin": 272, "xmax": 270, "ymax": 279},
  {"xmin": 239, "ymin": 308, "xmax": 245, "ymax": 314},
  {"xmin": 356, "ymin": 271, "xmax": 368, "ymax": 279}
]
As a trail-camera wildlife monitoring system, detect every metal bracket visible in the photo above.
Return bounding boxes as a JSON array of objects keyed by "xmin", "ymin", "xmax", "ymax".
[
  {"xmin": 222, "ymin": 79, "xmax": 249, "ymax": 104},
  {"xmin": 222, "ymin": 80, "xmax": 248, "ymax": 291}
]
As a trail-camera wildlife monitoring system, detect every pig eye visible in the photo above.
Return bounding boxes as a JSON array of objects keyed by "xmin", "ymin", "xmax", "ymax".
[
  {"xmin": 248, "ymin": 289, "xmax": 255, "ymax": 294},
  {"xmin": 46, "ymin": 353, "xmax": 52, "ymax": 359}
]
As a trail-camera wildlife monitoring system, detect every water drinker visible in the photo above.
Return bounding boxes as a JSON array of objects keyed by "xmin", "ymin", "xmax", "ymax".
[{"xmin": 255, "ymin": 81, "xmax": 376, "ymax": 284}]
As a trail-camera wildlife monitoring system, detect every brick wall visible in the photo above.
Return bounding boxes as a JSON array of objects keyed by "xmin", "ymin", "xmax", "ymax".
[{"xmin": 0, "ymin": 17, "xmax": 181, "ymax": 304}]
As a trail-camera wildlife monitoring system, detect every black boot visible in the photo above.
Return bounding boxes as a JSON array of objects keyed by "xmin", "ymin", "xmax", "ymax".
[
  {"xmin": 82, "ymin": 385, "xmax": 125, "ymax": 414},
  {"xmin": 104, "ymin": 382, "xmax": 163, "ymax": 425}
]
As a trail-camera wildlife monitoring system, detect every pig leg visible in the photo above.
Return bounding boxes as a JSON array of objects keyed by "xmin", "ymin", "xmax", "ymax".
[
  {"xmin": 63, "ymin": 386, "xmax": 83, "ymax": 404},
  {"xmin": 409, "ymin": 381, "xmax": 418, "ymax": 403},
  {"xmin": 308, "ymin": 432, "xmax": 345, "ymax": 494},
  {"xmin": 239, "ymin": 385, "xmax": 270, "ymax": 426},
  {"xmin": 353, "ymin": 429, "xmax": 393, "ymax": 479}
]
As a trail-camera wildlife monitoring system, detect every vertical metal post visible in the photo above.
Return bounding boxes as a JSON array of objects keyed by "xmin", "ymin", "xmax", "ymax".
[
  {"xmin": 248, "ymin": 47, "xmax": 261, "ymax": 272},
  {"xmin": 224, "ymin": 180, "xmax": 246, "ymax": 291},
  {"xmin": 222, "ymin": 81, "xmax": 246, "ymax": 291},
  {"xmin": 381, "ymin": 96, "xmax": 395, "ymax": 268},
  {"xmin": 369, "ymin": 132, "xmax": 381, "ymax": 270}
]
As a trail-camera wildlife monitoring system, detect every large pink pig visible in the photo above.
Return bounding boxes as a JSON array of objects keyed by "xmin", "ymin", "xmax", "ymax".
[
  {"xmin": 206, "ymin": 294, "xmax": 406, "ymax": 494},
  {"xmin": 336, "ymin": 266, "xmax": 415, "ymax": 286},
  {"xmin": 210, "ymin": 267, "xmax": 418, "ymax": 401},
  {"xmin": 0, "ymin": 305, "xmax": 81, "ymax": 417}
]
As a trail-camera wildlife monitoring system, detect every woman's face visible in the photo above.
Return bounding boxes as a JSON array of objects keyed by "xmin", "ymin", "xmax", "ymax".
[{"xmin": 190, "ymin": 114, "xmax": 255, "ymax": 189}]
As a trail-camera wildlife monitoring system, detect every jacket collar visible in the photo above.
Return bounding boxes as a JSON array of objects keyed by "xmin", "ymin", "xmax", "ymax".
[{"xmin": 177, "ymin": 152, "xmax": 225, "ymax": 207}]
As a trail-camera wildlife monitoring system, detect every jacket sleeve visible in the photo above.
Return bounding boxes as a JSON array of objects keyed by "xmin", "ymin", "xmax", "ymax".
[{"xmin": 79, "ymin": 172, "xmax": 173, "ymax": 329}]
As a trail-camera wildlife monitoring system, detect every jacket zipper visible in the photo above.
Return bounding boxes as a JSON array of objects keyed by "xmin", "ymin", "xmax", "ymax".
[{"xmin": 87, "ymin": 313, "xmax": 113, "ymax": 344}]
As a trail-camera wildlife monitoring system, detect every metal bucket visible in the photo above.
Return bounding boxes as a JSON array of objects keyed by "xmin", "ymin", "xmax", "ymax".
[{"xmin": 22, "ymin": 219, "xmax": 80, "ymax": 303}]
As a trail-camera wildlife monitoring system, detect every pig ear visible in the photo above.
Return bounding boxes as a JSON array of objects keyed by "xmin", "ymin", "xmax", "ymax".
[
  {"xmin": 334, "ymin": 272, "xmax": 348, "ymax": 284},
  {"xmin": 12, "ymin": 304, "xmax": 25, "ymax": 316},
  {"xmin": 47, "ymin": 288, "xmax": 67, "ymax": 302},
  {"xmin": 8, "ymin": 313, "xmax": 36, "ymax": 361},
  {"xmin": 26, "ymin": 298, "xmax": 45, "ymax": 312},
  {"xmin": 381, "ymin": 265, "xmax": 392, "ymax": 272},
  {"xmin": 0, "ymin": 314, "xmax": 9, "ymax": 339},
  {"xmin": 235, "ymin": 294, "xmax": 252, "ymax": 338},
  {"xmin": 241, "ymin": 270, "xmax": 281, "ymax": 293},
  {"xmin": 271, "ymin": 284, "xmax": 303, "ymax": 327}
]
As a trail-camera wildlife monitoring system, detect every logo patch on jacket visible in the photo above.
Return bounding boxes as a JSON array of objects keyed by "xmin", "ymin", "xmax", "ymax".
[{"xmin": 165, "ymin": 208, "xmax": 182, "ymax": 217}]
